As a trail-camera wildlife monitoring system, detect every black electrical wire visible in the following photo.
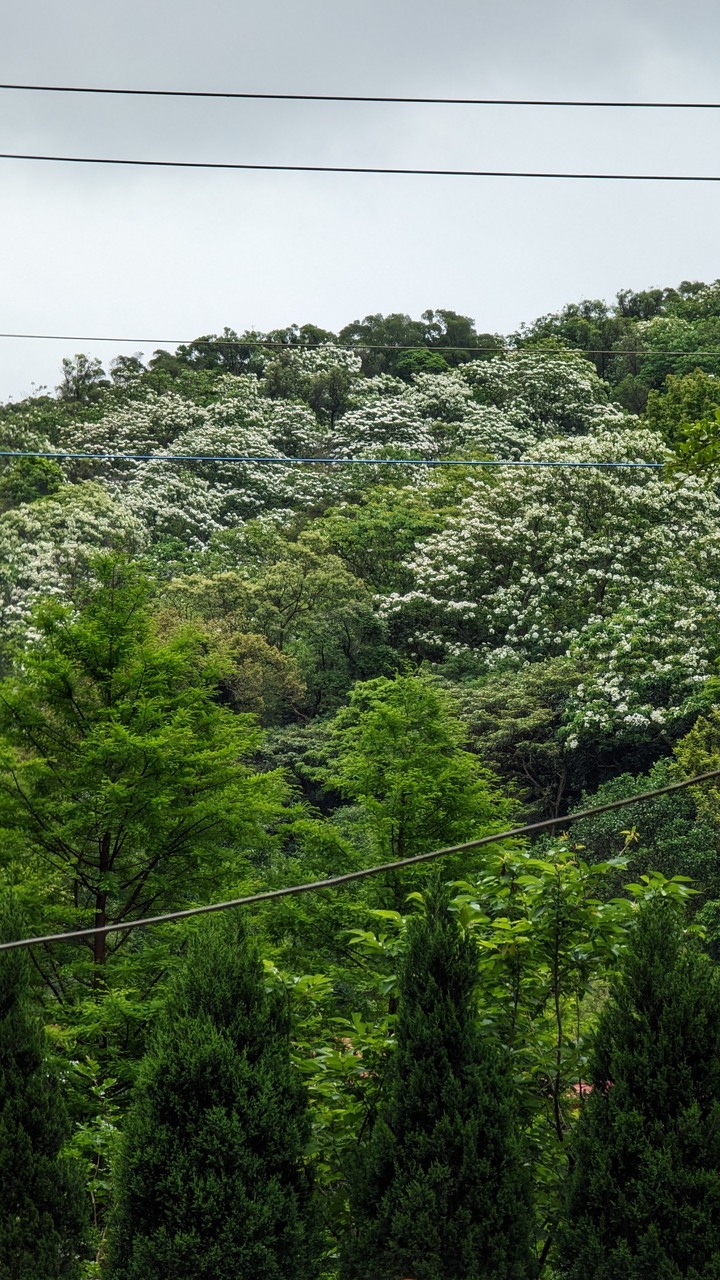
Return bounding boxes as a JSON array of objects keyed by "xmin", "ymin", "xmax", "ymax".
[
  {"xmin": 0, "ymin": 767, "xmax": 716, "ymax": 952},
  {"xmin": 2, "ymin": 332, "xmax": 720, "ymax": 359},
  {"xmin": 0, "ymin": 333, "xmax": 525, "ymax": 350},
  {"xmin": 1, "ymin": 83, "xmax": 719, "ymax": 109},
  {"xmin": 2, "ymin": 152, "xmax": 720, "ymax": 181}
]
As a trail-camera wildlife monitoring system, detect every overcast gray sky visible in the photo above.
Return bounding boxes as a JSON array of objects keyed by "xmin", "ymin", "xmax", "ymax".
[{"xmin": 1, "ymin": 0, "xmax": 719, "ymax": 400}]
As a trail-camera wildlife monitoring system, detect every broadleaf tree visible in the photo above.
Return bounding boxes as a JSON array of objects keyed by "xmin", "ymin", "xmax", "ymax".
[{"xmin": 327, "ymin": 672, "xmax": 511, "ymax": 902}]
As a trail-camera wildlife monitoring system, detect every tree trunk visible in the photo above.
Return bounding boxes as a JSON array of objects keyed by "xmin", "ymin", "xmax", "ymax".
[{"xmin": 93, "ymin": 832, "xmax": 111, "ymax": 976}]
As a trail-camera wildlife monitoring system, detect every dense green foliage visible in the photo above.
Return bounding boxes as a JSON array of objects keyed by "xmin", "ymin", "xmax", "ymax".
[
  {"xmin": 0, "ymin": 557, "xmax": 288, "ymax": 1085},
  {"xmin": 517, "ymin": 281, "xmax": 720, "ymax": 412},
  {"xmin": 341, "ymin": 891, "xmax": 533, "ymax": 1280},
  {"xmin": 2, "ymin": 282, "xmax": 720, "ymax": 1275},
  {"xmin": 104, "ymin": 915, "xmax": 319, "ymax": 1280},
  {"xmin": 0, "ymin": 559, "xmax": 283, "ymax": 946},
  {"xmin": 556, "ymin": 899, "xmax": 720, "ymax": 1279},
  {"xmin": 327, "ymin": 675, "xmax": 510, "ymax": 895},
  {"xmin": 0, "ymin": 903, "xmax": 86, "ymax": 1279}
]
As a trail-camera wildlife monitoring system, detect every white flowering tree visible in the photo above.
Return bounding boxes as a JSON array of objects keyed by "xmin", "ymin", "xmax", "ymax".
[
  {"xmin": 461, "ymin": 349, "xmax": 621, "ymax": 436},
  {"xmin": 0, "ymin": 482, "xmax": 146, "ymax": 650},
  {"xmin": 562, "ymin": 585, "xmax": 718, "ymax": 750},
  {"xmin": 381, "ymin": 425, "xmax": 720, "ymax": 748},
  {"xmin": 2, "ymin": 340, "xmax": 719, "ymax": 762}
]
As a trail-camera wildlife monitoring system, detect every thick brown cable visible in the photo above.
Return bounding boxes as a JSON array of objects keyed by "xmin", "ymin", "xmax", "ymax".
[{"xmin": 1, "ymin": 768, "xmax": 717, "ymax": 952}]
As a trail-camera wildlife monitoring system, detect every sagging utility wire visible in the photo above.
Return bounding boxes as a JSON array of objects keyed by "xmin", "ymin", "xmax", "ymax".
[
  {"xmin": 3, "ymin": 152, "xmax": 720, "ymax": 182},
  {"xmin": 1, "ymin": 767, "xmax": 717, "ymax": 953},
  {"xmin": 1, "ymin": 83, "xmax": 720, "ymax": 109},
  {"xmin": 3, "ymin": 332, "xmax": 720, "ymax": 359}
]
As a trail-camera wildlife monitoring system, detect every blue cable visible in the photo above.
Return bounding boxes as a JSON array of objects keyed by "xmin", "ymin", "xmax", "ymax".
[{"xmin": 0, "ymin": 449, "xmax": 664, "ymax": 468}]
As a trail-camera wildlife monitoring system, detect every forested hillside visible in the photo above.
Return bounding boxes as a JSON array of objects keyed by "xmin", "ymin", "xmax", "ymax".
[{"xmin": 4, "ymin": 282, "xmax": 720, "ymax": 1277}]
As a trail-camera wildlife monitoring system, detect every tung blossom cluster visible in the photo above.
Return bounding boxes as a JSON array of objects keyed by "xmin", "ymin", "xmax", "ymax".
[
  {"xmin": 378, "ymin": 425, "xmax": 720, "ymax": 740},
  {"xmin": 1, "ymin": 346, "xmax": 717, "ymax": 749}
]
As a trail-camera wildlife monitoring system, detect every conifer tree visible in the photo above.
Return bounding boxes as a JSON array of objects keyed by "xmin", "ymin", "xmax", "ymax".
[
  {"xmin": 0, "ymin": 903, "xmax": 86, "ymax": 1279},
  {"xmin": 104, "ymin": 914, "xmax": 319, "ymax": 1280},
  {"xmin": 556, "ymin": 897, "xmax": 720, "ymax": 1279},
  {"xmin": 341, "ymin": 891, "xmax": 533, "ymax": 1280}
]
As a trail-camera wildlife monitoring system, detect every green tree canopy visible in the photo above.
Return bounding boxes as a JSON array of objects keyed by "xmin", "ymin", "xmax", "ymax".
[
  {"xmin": 56, "ymin": 355, "xmax": 110, "ymax": 405},
  {"xmin": 327, "ymin": 673, "xmax": 510, "ymax": 896},
  {"xmin": 0, "ymin": 456, "xmax": 65, "ymax": 512},
  {"xmin": 0, "ymin": 556, "xmax": 287, "ymax": 987},
  {"xmin": 455, "ymin": 658, "xmax": 585, "ymax": 817},
  {"xmin": 646, "ymin": 369, "xmax": 720, "ymax": 445}
]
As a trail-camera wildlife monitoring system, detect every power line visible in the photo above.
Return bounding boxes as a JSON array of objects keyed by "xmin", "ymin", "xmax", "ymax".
[
  {"xmin": 3, "ymin": 152, "xmax": 720, "ymax": 182},
  {"xmin": 4, "ymin": 333, "xmax": 508, "ymax": 351},
  {"xmin": 0, "ymin": 449, "xmax": 664, "ymax": 469},
  {"xmin": 1, "ymin": 767, "xmax": 716, "ymax": 953},
  {"xmin": 2, "ymin": 331, "xmax": 720, "ymax": 359},
  {"xmin": 0, "ymin": 333, "xmax": 518, "ymax": 351},
  {"xmin": 1, "ymin": 83, "xmax": 720, "ymax": 109}
]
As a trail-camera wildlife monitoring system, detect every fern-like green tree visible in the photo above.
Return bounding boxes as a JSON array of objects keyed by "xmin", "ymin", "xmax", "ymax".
[
  {"xmin": 104, "ymin": 914, "xmax": 319, "ymax": 1279},
  {"xmin": 0, "ymin": 555, "xmax": 287, "ymax": 981},
  {"xmin": 341, "ymin": 890, "xmax": 533, "ymax": 1280},
  {"xmin": 556, "ymin": 897, "xmax": 720, "ymax": 1279},
  {"xmin": 328, "ymin": 673, "xmax": 511, "ymax": 911},
  {"xmin": 0, "ymin": 902, "xmax": 86, "ymax": 1279}
]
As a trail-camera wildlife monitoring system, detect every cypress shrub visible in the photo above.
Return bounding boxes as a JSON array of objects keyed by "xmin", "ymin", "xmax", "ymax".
[
  {"xmin": 0, "ymin": 903, "xmax": 86, "ymax": 1279},
  {"xmin": 341, "ymin": 891, "xmax": 533, "ymax": 1280},
  {"xmin": 104, "ymin": 914, "xmax": 319, "ymax": 1280},
  {"xmin": 556, "ymin": 896, "xmax": 720, "ymax": 1279}
]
